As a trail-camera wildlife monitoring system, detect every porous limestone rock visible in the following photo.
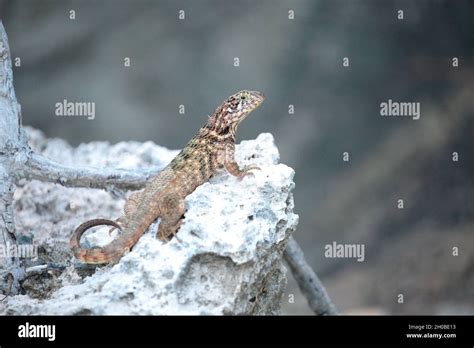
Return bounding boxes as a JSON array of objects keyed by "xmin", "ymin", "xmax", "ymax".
[{"xmin": 3, "ymin": 130, "xmax": 298, "ymax": 315}]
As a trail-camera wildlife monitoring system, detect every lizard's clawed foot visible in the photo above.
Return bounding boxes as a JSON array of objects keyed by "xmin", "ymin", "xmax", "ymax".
[
  {"xmin": 239, "ymin": 165, "xmax": 261, "ymax": 179},
  {"xmin": 108, "ymin": 219, "xmax": 122, "ymax": 236},
  {"xmin": 156, "ymin": 219, "xmax": 183, "ymax": 242}
]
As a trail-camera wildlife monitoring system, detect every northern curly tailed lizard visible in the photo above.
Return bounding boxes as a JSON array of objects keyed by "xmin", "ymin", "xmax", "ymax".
[{"xmin": 70, "ymin": 90, "xmax": 265, "ymax": 264}]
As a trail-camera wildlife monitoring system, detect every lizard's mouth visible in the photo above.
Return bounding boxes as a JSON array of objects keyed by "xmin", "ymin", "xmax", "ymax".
[
  {"xmin": 249, "ymin": 90, "xmax": 266, "ymax": 106},
  {"xmin": 245, "ymin": 91, "xmax": 265, "ymax": 115}
]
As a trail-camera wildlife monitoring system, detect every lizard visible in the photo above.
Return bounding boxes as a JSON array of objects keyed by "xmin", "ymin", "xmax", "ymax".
[{"xmin": 70, "ymin": 90, "xmax": 265, "ymax": 264}]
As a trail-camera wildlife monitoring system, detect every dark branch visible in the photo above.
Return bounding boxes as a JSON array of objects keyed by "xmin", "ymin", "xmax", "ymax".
[{"xmin": 284, "ymin": 236, "xmax": 339, "ymax": 315}]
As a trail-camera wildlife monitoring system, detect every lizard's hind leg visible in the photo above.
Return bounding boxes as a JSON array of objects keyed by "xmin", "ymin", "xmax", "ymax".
[
  {"xmin": 108, "ymin": 217, "xmax": 123, "ymax": 236},
  {"xmin": 109, "ymin": 191, "xmax": 142, "ymax": 235},
  {"xmin": 156, "ymin": 195, "xmax": 185, "ymax": 242},
  {"xmin": 159, "ymin": 219, "xmax": 184, "ymax": 242}
]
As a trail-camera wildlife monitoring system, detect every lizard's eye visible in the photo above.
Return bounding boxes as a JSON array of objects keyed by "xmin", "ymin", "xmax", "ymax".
[{"xmin": 240, "ymin": 95, "xmax": 246, "ymax": 100}]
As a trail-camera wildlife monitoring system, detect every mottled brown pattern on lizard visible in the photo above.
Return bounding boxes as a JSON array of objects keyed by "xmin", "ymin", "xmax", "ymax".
[{"xmin": 70, "ymin": 90, "xmax": 265, "ymax": 264}]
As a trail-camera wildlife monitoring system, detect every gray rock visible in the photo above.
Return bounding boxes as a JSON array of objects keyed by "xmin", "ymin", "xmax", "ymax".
[{"xmin": 4, "ymin": 131, "xmax": 298, "ymax": 315}]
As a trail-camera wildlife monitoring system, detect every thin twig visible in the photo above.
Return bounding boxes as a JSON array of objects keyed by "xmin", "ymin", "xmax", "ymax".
[
  {"xmin": 284, "ymin": 236, "xmax": 339, "ymax": 315},
  {"xmin": 25, "ymin": 262, "xmax": 96, "ymax": 273}
]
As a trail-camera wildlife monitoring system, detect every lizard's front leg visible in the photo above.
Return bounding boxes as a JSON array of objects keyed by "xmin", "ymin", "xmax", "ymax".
[
  {"xmin": 156, "ymin": 195, "xmax": 185, "ymax": 241},
  {"xmin": 225, "ymin": 161, "xmax": 260, "ymax": 178},
  {"xmin": 223, "ymin": 144, "xmax": 260, "ymax": 178}
]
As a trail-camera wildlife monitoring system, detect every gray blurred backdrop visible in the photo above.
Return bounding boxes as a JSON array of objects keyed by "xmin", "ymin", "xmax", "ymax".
[{"xmin": 1, "ymin": 0, "xmax": 473, "ymax": 314}]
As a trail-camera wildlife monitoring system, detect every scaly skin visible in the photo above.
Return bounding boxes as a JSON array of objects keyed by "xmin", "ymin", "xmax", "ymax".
[{"xmin": 70, "ymin": 90, "xmax": 265, "ymax": 264}]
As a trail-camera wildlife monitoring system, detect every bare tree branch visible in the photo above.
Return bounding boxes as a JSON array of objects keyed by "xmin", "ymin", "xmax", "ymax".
[
  {"xmin": 16, "ymin": 152, "xmax": 162, "ymax": 190},
  {"xmin": 284, "ymin": 236, "xmax": 339, "ymax": 315},
  {"xmin": 0, "ymin": 21, "xmax": 26, "ymax": 295}
]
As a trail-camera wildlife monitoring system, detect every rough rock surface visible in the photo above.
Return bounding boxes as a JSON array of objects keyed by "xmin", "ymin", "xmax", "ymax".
[{"xmin": 3, "ymin": 129, "xmax": 298, "ymax": 315}]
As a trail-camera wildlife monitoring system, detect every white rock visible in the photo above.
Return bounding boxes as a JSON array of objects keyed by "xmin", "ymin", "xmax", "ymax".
[{"xmin": 4, "ymin": 132, "xmax": 298, "ymax": 315}]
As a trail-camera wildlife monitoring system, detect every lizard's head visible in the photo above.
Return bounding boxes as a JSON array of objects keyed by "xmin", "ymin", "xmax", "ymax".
[{"xmin": 220, "ymin": 90, "xmax": 265, "ymax": 125}]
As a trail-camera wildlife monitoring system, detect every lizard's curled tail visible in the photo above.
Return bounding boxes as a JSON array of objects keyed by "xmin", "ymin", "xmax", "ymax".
[{"xmin": 70, "ymin": 219, "xmax": 131, "ymax": 264}]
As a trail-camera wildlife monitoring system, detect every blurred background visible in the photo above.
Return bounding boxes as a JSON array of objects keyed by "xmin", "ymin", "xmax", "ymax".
[{"xmin": 1, "ymin": 0, "xmax": 473, "ymax": 314}]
